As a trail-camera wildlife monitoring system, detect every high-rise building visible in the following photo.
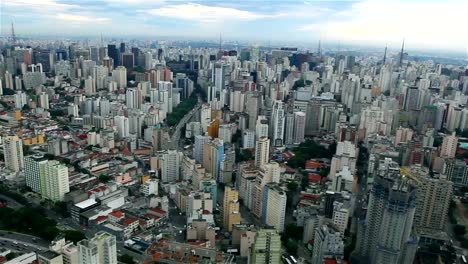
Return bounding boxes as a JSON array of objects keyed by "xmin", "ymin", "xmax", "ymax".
[
  {"xmin": 39, "ymin": 92, "xmax": 50, "ymax": 109},
  {"xmin": 261, "ymin": 183, "xmax": 286, "ymax": 232},
  {"xmin": 293, "ymin": 111, "xmax": 306, "ymax": 144},
  {"xmin": 255, "ymin": 116, "xmax": 269, "ymax": 140},
  {"xmin": 77, "ymin": 231, "xmax": 117, "ymax": 264},
  {"xmin": 440, "ymin": 132, "xmax": 458, "ymax": 158},
  {"xmin": 194, "ymin": 135, "xmax": 211, "ymax": 164},
  {"xmin": 112, "ymin": 66, "xmax": 127, "ymax": 89},
  {"xmin": 312, "ymin": 224, "xmax": 344, "ymax": 264},
  {"xmin": 352, "ymin": 159, "xmax": 418, "ymax": 264},
  {"xmin": 405, "ymin": 86, "xmax": 420, "ymax": 111},
  {"xmin": 222, "ymin": 186, "xmax": 241, "ymax": 232},
  {"xmin": 242, "ymin": 130, "xmax": 255, "ymax": 149},
  {"xmin": 203, "ymin": 139, "xmax": 224, "ymax": 182},
  {"xmin": 24, "ymin": 155, "xmax": 70, "ymax": 201},
  {"xmin": 255, "ymin": 136, "xmax": 270, "ymax": 168},
  {"xmin": 250, "ymin": 228, "xmax": 281, "ymax": 264},
  {"xmin": 410, "ymin": 165, "xmax": 453, "ymax": 233},
  {"xmin": 218, "ymin": 124, "xmax": 232, "ymax": 143},
  {"xmin": 445, "ymin": 159, "xmax": 468, "ymax": 186},
  {"xmin": 114, "ymin": 116, "xmax": 129, "ymax": 139},
  {"xmin": 4, "ymin": 135, "xmax": 24, "ymax": 172},
  {"xmin": 160, "ymin": 150, "xmax": 180, "ymax": 183},
  {"xmin": 24, "ymin": 155, "xmax": 48, "ymax": 193},
  {"xmin": 270, "ymin": 100, "xmax": 285, "ymax": 146},
  {"xmin": 107, "ymin": 44, "xmax": 119, "ymax": 66},
  {"xmin": 121, "ymin": 52, "xmax": 134, "ymax": 69}
]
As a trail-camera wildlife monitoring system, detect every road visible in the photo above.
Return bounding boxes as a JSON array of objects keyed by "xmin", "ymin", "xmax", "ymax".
[
  {"xmin": 0, "ymin": 194, "xmax": 24, "ymax": 209},
  {"xmin": 0, "ymin": 230, "xmax": 49, "ymax": 255},
  {"xmin": 170, "ymin": 102, "xmax": 201, "ymax": 149}
]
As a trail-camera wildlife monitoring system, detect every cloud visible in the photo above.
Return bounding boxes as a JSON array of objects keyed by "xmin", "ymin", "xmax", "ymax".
[
  {"xmin": 5, "ymin": 0, "xmax": 80, "ymax": 10},
  {"xmin": 145, "ymin": 3, "xmax": 276, "ymax": 23},
  {"xmin": 298, "ymin": 0, "xmax": 468, "ymax": 51},
  {"xmin": 57, "ymin": 13, "xmax": 111, "ymax": 23}
]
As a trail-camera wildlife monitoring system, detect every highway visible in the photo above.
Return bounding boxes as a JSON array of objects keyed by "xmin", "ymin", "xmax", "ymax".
[
  {"xmin": 169, "ymin": 101, "xmax": 201, "ymax": 149},
  {"xmin": 0, "ymin": 230, "xmax": 49, "ymax": 255}
]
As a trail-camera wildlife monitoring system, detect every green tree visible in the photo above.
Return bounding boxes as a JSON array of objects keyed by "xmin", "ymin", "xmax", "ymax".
[
  {"xmin": 119, "ymin": 254, "xmax": 135, "ymax": 264},
  {"xmin": 5, "ymin": 252, "xmax": 17, "ymax": 260},
  {"xmin": 2, "ymin": 88, "xmax": 15, "ymax": 95},
  {"xmin": 454, "ymin": 224, "xmax": 466, "ymax": 235},
  {"xmin": 54, "ymin": 201, "xmax": 69, "ymax": 217},
  {"xmin": 286, "ymin": 239, "xmax": 298, "ymax": 255},
  {"xmin": 63, "ymin": 230, "xmax": 86, "ymax": 244},
  {"xmin": 287, "ymin": 182, "xmax": 299, "ymax": 192},
  {"xmin": 98, "ymin": 174, "xmax": 111, "ymax": 183}
]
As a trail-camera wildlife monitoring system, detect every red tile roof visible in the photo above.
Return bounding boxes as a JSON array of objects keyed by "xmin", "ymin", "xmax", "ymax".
[
  {"xmin": 94, "ymin": 215, "xmax": 108, "ymax": 223},
  {"xmin": 120, "ymin": 217, "xmax": 139, "ymax": 226},
  {"xmin": 149, "ymin": 207, "xmax": 167, "ymax": 214},
  {"xmin": 109, "ymin": 211, "xmax": 124, "ymax": 218},
  {"xmin": 308, "ymin": 173, "xmax": 322, "ymax": 183}
]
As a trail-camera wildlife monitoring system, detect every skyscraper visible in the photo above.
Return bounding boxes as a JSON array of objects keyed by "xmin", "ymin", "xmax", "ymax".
[
  {"xmin": 270, "ymin": 100, "xmax": 285, "ymax": 146},
  {"xmin": 352, "ymin": 159, "xmax": 418, "ymax": 264},
  {"xmin": 194, "ymin": 135, "xmax": 211, "ymax": 164},
  {"xmin": 293, "ymin": 111, "xmax": 306, "ymax": 144},
  {"xmin": 223, "ymin": 186, "xmax": 241, "ymax": 232},
  {"xmin": 77, "ymin": 231, "xmax": 117, "ymax": 264},
  {"xmin": 250, "ymin": 228, "xmax": 281, "ymax": 264},
  {"xmin": 4, "ymin": 135, "xmax": 24, "ymax": 172},
  {"xmin": 160, "ymin": 150, "xmax": 180, "ymax": 183},
  {"xmin": 262, "ymin": 183, "xmax": 287, "ymax": 232},
  {"xmin": 440, "ymin": 132, "xmax": 458, "ymax": 158},
  {"xmin": 255, "ymin": 136, "xmax": 270, "ymax": 168},
  {"xmin": 107, "ymin": 44, "xmax": 119, "ymax": 66},
  {"xmin": 312, "ymin": 224, "xmax": 344, "ymax": 264}
]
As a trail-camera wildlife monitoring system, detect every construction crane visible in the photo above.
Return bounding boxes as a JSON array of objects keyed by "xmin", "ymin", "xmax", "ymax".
[{"xmin": 400, "ymin": 166, "xmax": 422, "ymax": 185}]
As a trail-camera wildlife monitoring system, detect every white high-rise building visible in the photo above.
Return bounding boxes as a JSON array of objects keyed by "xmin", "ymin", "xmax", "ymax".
[
  {"xmin": 312, "ymin": 224, "xmax": 344, "ymax": 264},
  {"xmin": 218, "ymin": 124, "xmax": 232, "ymax": 143},
  {"xmin": 4, "ymin": 135, "xmax": 24, "ymax": 172},
  {"xmin": 160, "ymin": 150, "xmax": 180, "ymax": 183},
  {"xmin": 262, "ymin": 183, "xmax": 287, "ymax": 232},
  {"xmin": 112, "ymin": 66, "xmax": 127, "ymax": 89},
  {"xmin": 440, "ymin": 132, "xmax": 458, "ymax": 158},
  {"xmin": 126, "ymin": 88, "xmax": 142, "ymax": 110},
  {"xmin": 24, "ymin": 155, "xmax": 69, "ymax": 201},
  {"xmin": 114, "ymin": 116, "xmax": 129, "ymax": 139},
  {"xmin": 194, "ymin": 135, "xmax": 211, "ymax": 164},
  {"xmin": 0, "ymin": 78, "xmax": 3, "ymax": 95},
  {"xmin": 255, "ymin": 136, "xmax": 270, "ymax": 168},
  {"xmin": 44, "ymin": 160, "xmax": 70, "ymax": 201},
  {"xmin": 271, "ymin": 100, "xmax": 285, "ymax": 147},
  {"xmin": 93, "ymin": 65, "xmax": 109, "ymax": 90},
  {"xmin": 255, "ymin": 116, "xmax": 269, "ymax": 140},
  {"xmin": 5, "ymin": 71, "xmax": 13, "ymax": 89},
  {"xmin": 39, "ymin": 92, "xmax": 50, "ymax": 109},
  {"xmin": 242, "ymin": 129, "xmax": 255, "ymax": 149},
  {"xmin": 293, "ymin": 111, "xmax": 306, "ymax": 144},
  {"xmin": 24, "ymin": 155, "xmax": 48, "ymax": 193},
  {"xmin": 78, "ymin": 231, "xmax": 117, "ymax": 264}
]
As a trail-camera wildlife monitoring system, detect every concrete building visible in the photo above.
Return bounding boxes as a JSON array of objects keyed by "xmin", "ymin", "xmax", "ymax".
[
  {"xmin": 312, "ymin": 224, "xmax": 344, "ymax": 264},
  {"xmin": 255, "ymin": 136, "xmax": 270, "ymax": 168},
  {"xmin": 4, "ymin": 135, "xmax": 24, "ymax": 172},
  {"xmin": 262, "ymin": 183, "xmax": 286, "ymax": 232},
  {"xmin": 440, "ymin": 132, "xmax": 458, "ymax": 158},
  {"xmin": 77, "ymin": 231, "xmax": 117, "ymax": 264},
  {"xmin": 223, "ymin": 186, "xmax": 241, "ymax": 232},
  {"xmin": 250, "ymin": 228, "xmax": 281, "ymax": 264}
]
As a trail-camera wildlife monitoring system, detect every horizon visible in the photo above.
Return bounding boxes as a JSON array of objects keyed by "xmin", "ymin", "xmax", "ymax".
[{"xmin": 1, "ymin": 0, "xmax": 468, "ymax": 55}]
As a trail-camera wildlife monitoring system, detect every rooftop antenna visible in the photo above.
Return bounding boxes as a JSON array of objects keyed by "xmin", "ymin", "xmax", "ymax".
[
  {"xmin": 383, "ymin": 44, "xmax": 387, "ymax": 64},
  {"xmin": 219, "ymin": 33, "xmax": 222, "ymax": 51},
  {"xmin": 10, "ymin": 22, "xmax": 16, "ymax": 45},
  {"xmin": 399, "ymin": 38, "xmax": 405, "ymax": 68},
  {"xmin": 318, "ymin": 40, "xmax": 322, "ymax": 57}
]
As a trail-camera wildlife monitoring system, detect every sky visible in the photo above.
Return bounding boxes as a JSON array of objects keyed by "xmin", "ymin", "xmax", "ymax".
[{"xmin": 1, "ymin": 0, "xmax": 467, "ymax": 53}]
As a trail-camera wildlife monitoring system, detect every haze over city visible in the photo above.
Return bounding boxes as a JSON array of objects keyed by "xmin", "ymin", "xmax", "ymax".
[{"xmin": 0, "ymin": 1, "xmax": 468, "ymax": 264}]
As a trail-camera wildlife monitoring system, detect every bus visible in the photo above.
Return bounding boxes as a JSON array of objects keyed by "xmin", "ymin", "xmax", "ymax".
[
  {"xmin": 290, "ymin": 255, "xmax": 298, "ymax": 263},
  {"xmin": 461, "ymin": 255, "xmax": 467, "ymax": 264}
]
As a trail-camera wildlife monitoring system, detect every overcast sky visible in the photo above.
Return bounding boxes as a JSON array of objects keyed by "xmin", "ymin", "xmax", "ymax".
[{"xmin": 1, "ymin": 0, "xmax": 467, "ymax": 52}]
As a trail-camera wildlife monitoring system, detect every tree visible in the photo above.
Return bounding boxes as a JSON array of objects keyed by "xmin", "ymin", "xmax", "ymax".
[
  {"xmin": 287, "ymin": 182, "xmax": 299, "ymax": 192},
  {"xmin": 98, "ymin": 174, "xmax": 111, "ymax": 183},
  {"xmin": 63, "ymin": 230, "xmax": 86, "ymax": 244},
  {"xmin": 54, "ymin": 201, "xmax": 69, "ymax": 217},
  {"xmin": 428, "ymin": 243, "xmax": 441, "ymax": 253},
  {"xmin": 5, "ymin": 252, "xmax": 17, "ymax": 260},
  {"xmin": 286, "ymin": 239, "xmax": 298, "ymax": 255},
  {"xmin": 119, "ymin": 254, "xmax": 135, "ymax": 264},
  {"xmin": 453, "ymin": 224, "xmax": 466, "ymax": 235},
  {"xmin": 2, "ymin": 88, "xmax": 15, "ymax": 95}
]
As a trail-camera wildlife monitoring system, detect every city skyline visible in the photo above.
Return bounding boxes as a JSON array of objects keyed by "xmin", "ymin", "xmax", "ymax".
[{"xmin": 2, "ymin": 0, "xmax": 468, "ymax": 53}]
